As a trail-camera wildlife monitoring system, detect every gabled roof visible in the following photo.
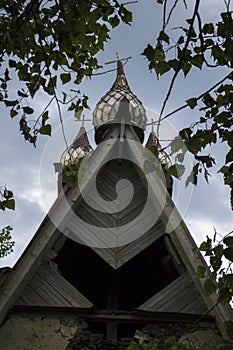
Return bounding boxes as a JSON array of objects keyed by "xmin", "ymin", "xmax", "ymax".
[{"xmin": 0, "ymin": 126, "xmax": 230, "ymax": 337}]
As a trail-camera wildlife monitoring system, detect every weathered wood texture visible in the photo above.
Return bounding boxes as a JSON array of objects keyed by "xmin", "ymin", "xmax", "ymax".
[
  {"xmin": 68, "ymin": 159, "xmax": 165, "ymax": 269},
  {"xmin": 138, "ymin": 272, "xmax": 207, "ymax": 314},
  {"xmin": 15, "ymin": 262, "xmax": 93, "ymax": 308}
]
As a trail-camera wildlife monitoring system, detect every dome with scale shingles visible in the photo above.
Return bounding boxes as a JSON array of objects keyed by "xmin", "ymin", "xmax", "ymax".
[
  {"xmin": 61, "ymin": 126, "xmax": 93, "ymax": 166},
  {"xmin": 93, "ymin": 60, "xmax": 147, "ymax": 143}
]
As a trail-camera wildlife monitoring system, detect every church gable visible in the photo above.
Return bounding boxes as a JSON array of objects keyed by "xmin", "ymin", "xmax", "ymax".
[{"xmin": 0, "ymin": 56, "xmax": 231, "ymax": 347}]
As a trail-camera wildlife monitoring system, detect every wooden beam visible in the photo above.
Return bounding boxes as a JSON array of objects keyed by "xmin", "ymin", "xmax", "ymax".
[
  {"xmin": 12, "ymin": 306, "xmax": 214, "ymax": 324},
  {"xmin": 107, "ymin": 270, "xmax": 119, "ymax": 342}
]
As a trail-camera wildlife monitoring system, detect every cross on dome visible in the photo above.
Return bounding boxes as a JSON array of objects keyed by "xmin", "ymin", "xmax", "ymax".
[
  {"xmin": 105, "ymin": 52, "xmax": 132, "ymax": 66},
  {"xmin": 77, "ymin": 114, "xmax": 91, "ymax": 128}
]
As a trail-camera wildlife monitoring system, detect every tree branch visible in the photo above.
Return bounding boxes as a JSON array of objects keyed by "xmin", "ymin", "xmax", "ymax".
[
  {"xmin": 157, "ymin": 0, "xmax": 201, "ymax": 137},
  {"xmin": 160, "ymin": 71, "xmax": 233, "ymax": 122}
]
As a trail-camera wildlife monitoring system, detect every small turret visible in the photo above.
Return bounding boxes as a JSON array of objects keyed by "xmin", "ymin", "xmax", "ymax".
[
  {"xmin": 145, "ymin": 131, "xmax": 173, "ymax": 196},
  {"xmin": 55, "ymin": 125, "xmax": 93, "ymax": 194},
  {"xmin": 60, "ymin": 126, "xmax": 93, "ymax": 166}
]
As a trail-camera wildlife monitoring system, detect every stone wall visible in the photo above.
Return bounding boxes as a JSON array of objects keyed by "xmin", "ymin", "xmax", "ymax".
[
  {"xmin": 0, "ymin": 314, "xmax": 80, "ymax": 350},
  {"xmin": 0, "ymin": 314, "xmax": 229, "ymax": 350}
]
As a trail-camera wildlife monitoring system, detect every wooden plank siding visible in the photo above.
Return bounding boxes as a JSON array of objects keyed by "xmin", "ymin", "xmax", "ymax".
[
  {"xmin": 138, "ymin": 273, "xmax": 207, "ymax": 315},
  {"xmin": 67, "ymin": 159, "xmax": 165, "ymax": 269},
  {"xmin": 15, "ymin": 262, "xmax": 93, "ymax": 308},
  {"xmin": 92, "ymin": 220, "xmax": 165, "ymax": 269}
]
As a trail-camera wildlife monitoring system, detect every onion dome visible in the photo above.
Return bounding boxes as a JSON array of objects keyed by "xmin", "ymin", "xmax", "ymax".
[
  {"xmin": 145, "ymin": 131, "xmax": 173, "ymax": 196},
  {"xmin": 61, "ymin": 126, "xmax": 93, "ymax": 166},
  {"xmin": 93, "ymin": 60, "xmax": 147, "ymax": 143}
]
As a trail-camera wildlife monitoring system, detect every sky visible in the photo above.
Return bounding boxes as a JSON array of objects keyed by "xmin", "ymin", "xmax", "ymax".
[{"xmin": 0, "ymin": 0, "xmax": 233, "ymax": 267}]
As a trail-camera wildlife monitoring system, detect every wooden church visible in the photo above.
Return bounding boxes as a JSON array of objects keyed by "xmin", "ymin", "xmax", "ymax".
[{"xmin": 0, "ymin": 59, "xmax": 230, "ymax": 349}]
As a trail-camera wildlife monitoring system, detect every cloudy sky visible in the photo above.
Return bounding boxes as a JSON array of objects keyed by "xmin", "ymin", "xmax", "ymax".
[{"xmin": 0, "ymin": 0, "xmax": 233, "ymax": 267}]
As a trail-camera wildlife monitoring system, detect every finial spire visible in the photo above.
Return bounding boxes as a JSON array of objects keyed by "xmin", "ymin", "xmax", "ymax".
[
  {"xmin": 105, "ymin": 52, "xmax": 132, "ymax": 66},
  {"xmin": 93, "ymin": 52, "xmax": 147, "ymax": 144},
  {"xmin": 76, "ymin": 114, "xmax": 91, "ymax": 128},
  {"xmin": 147, "ymin": 118, "xmax": 156, "ymax": 133}
]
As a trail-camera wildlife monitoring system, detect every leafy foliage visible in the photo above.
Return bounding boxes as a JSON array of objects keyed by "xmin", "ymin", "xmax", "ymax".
[
  {"xmin": 198, "ymin": 230, "xmax": 233, "ymax": 310},
  {"xmin": 0, "ymin": 187, "xmax": 15, "ymax": 211},
  {"xmin": 196, "ymin": 229, "xmax": 233, "ymax": 344},
  {"xmin": 143, "ymin": 0, "xmax": 233, "ymax": 208},
  {"xmin": 62, "ymin": 156, "xmax": 89, "ymax": 187},
  {"xmin": 0, "ymin": 0, "xmax": 132, "ymax": 145},
  {"xmin": 0, "ymin": 226, "xmax": 14, "ymax": 258},
  {"xmin": 127, "ymin": 330, "xmax": 213, "ymax": 350},
  {"xmin": 0, "ymin": 187, "xmax": 15, "ymax": 257}
]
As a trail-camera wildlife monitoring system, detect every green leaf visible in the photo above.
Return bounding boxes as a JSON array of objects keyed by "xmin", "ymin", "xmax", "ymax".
[
  {"xmin": 168, "ymin": 164, "xmax": 185, "ymax": 179},
  {"xmin": 190, "ymin": 54, "xmax": 204, "ymax": 69},
  {"xmin": 142, "ymin": 44, "xmax": 155, "ymax": 61},
  {"xmin": 128, "ymin": 342, "xmax": 139, "ymax": 350},
  {"xmin": 4, "ymin": 199, "xmax": 15, "ymax": 210},
  {"xmin": 39, "ymin": 124, "xmax": 51, "ymax": 136},
  {"xmin": 210, "ymin": 256, "xmax": 222, "ymax": 272},
  {"xmin": 169, "ymin": 59, "xmax": 179, "ymax": 71},
  {"xmin": 10, "ymin": 109, "xmax": 18, "ymax": 118},
  {"xmin": 60, "ymin": 73, "xmax": 71, "ymax": 84},
  {"xmin": 213, "ymin": 244, "xmax": 223, "ymax": 258},
  {"xmin": 219, "ymin": 287, "xmax": 232, "ymax": 307},
  {"xmin": 204, "ymin": 279, "xmax": 217, "ymax": 296},
  {"xmin": 202, "ymin": 23, "xmax": 214, "ymax": 34},
  {"xmin": 4, "ymin": 99, "xmax": 18, "ymax": 107},
  {"xmin": 109, "ymin": 15, "xmax": 120, "ymax": 28},
  {"xmin": 9, "ymin": 59, "xmax": 16, "ymax": 68},
  {"xmin": 3, "ymin": 189, "xmax": 13, "ymax": 199},
  {"xmin": 74, "ymin": 106, "xmax": 83, "ymax": 120},
  {"xmin": 155, "ymin": 61, "xmax": 171, "ymax": 76},
  {"xmin": 195, "ymin": 265, "xmax": 207, "ymax": 278},
  {"xmin": 224, "ymin": 247, "xmax": 233, "ymax": 262},
  {"xmin": 195, "ymin": 155, "xmax": 215, "ymax": 168},
  {"xmin": 42, "ymin": 111, "xmax": 49, "ymax": 125},
  {"xmin": 176, "ymin": 152, "xmax": 185, "ymax": 163},
  {"xmin": 204, "ymin": 278, "xmax": 216, "ymax": 296},
  {"xmin": 23, "ymin": 106, "xmax": 34, "ymax": 115},
  {"xmin": 164, "ymin": 336, "xmax": 177, "ymax": 349},
  {"xmin": 186, "ymin": 163, "xmax": 199, "ymax": 186},
  {"xmin": 177, "ymin": 36, "xmax": 184, "ymax": 44},
  {"xmin": 120, "ymin": 7, "xmax": 132, "ymax": 23},
  {"xmin": 199, "ymin": 241, "xmax": 212, "ymax": 256},
  {"xmin": 223, "ymin": 236, "xmax": 233, "ymax": 246},
  {"xmin": 224, "ymin": 274, "xmax": 233, "ymax": 283},
  {"xmin": 17, "ymin": 90, "xmax": 28, "ymax": 98},
  {"xmin": 226, "ymin": 149, "xmax": 233, "ymax": 164},
  {"xmin": 181, "ymin": 61, "xmax": 192, "ymax": 76},
  {"xmin": 158, "ymin": 31, "xmax": 170, "ymax": 44},
  {"xmin": 186, "ymin": 98, "xmax": 197, "ymax": 109},
  {"xmin": 170, "ymin": 136, "xmax": 183, "ymax": 154}
]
